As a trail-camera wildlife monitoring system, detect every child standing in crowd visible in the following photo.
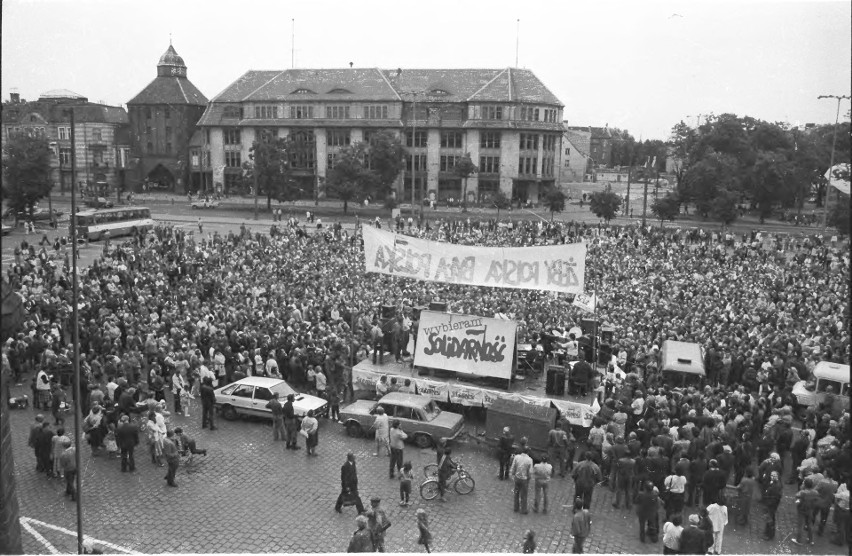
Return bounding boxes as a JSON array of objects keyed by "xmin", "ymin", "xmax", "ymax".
[
  {"xmin": 104, "ymin": 423, "xmax": 119, "ymax": 459},
  {"xmin": 399, "ymin": 461, "xmax": 414, "ymax": 506}
]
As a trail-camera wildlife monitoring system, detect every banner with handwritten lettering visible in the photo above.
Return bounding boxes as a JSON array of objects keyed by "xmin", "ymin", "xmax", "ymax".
[
  {"xmin": 362, "ymin": 226, "xmax": 586, "ymax": 294},
  {"xmin": 413, "ymin": 379, "xmax": 450, "ymax": 403},
  {"xmin": 414, "ymin": 311, "xmax": 517, "ymax": 380}
]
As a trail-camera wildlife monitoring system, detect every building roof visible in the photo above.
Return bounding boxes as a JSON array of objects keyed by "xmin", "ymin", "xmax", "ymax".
[
  {"xmin": 563, "ymin": 128, "xmax": 591, "ymax": 157},
  {"xmin": 207, "ymin": 67, "xmax": 562, "ymax": 106},
  {"xmin": 158, "ymin": 44, "xmax": 186, "ymax": 69},
  {"xmin": 566, "ymin": 125, "xmax": 612, "ymax": 140},
  {"xmin": 39, "ymin": 89, "xmax": 87, "ymax": 100},
  {"xmin": 127, "ymin": 76, "xmax": 208, "ymax": 106},
  {"xmin": 1, "ymin": 101, "xmax": 128, "ymax": 125}
]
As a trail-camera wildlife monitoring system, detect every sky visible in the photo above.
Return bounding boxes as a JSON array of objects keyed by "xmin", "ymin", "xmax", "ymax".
[{"xmin": 2, "ymin": 0, "xmax": 850, "ymax": 140}]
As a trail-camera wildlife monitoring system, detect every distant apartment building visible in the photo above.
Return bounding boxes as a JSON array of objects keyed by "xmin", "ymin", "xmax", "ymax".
[
  {"xmin": 1, "ymin": 90, "xmax": 130, "ymax": 197},
  {"xmin": 565, "ymin": 125, "xmax": 614, "ymax": 168},
  {"xmin": 195, "ymin": 67, "xmax": 564, "ymax": 204},
  {"xmin": 561, "ymin": 126, "xmax": 592, "ymax": 182},
  {"xmin": 127, "ymin": 44, "xmax": 208, "ymax": 192}
]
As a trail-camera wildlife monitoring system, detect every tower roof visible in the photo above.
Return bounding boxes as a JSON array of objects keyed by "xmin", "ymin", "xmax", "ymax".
[{"xmin": 158, "ymin": 44, "xmax": 186, "ymax": 69}]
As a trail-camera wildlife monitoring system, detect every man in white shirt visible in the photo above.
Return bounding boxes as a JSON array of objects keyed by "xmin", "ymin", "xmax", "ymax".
[
  {"xmin": 372, "ymin": 406, "xmax": 390, "ymax": 457},
  {"xmin": 265, "ymin": 355, "xmax": 280, "ymax": 378}
]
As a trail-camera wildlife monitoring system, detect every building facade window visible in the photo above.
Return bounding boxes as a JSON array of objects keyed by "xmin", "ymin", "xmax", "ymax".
[
  {"xmin": 288, "ymin": 130, "xmax": 316, "ymax": 169},
  {"xmin": 519, "ymin": 106, "xmax": 540, "ymax": 121},
  {"xmin": 224, "ymin": 128, "xmax": 241, "ymax": 146},
  {"xmin": 362, "ymin": 130, "xmax": 374, "ymax": 144},
  {"xmin": 440, "ymin": 155, "xmax": 460, "ymax": 172},
  {"xmin": 223, "ymin": 105, "xmax": 242, "ymax": 119},
  {"xmin": 327, "ymin": 129, "xmax": 351, "ymax": 147},
  {"xmin": 146, "ymin": 141, "xmax": 153, "ymax": 153},
  {"xmin": 257, "ymin": 128, "xmax": 278, "ymax": 143},
  {"xmin": 479, "ymin": 156, "xmax": 500, "ymax": 174},
  {"xmin": 59, "ymin": 148, "xmax": 72, "ymax": 166},
  {"xmin": 519, "ymin": 133, "xmax": 538, "ymax": 151},
  {"xmin": 325, "ymin": 106, "xmax": 350, "ymax": 119},
  {"xmin": 406, "ymin": 154, "xmax": 427, "ymax": 171},
  {"xmin": 164, "ymin": 107, "xmax": 171, "ymax": 120},
  {"xmin": 480, "ymin": 132, "xmax": 501, "ymax": 149},
  {"xmin": 165, "ymin": 126, "xmax": 172, "ymax": 137},
  {"xmin": 363, "ymin": 105, "xmax": 388, "ymax": 119},
  {"xmin": 93, "ymin": 150, "xmax": 105, "ymax": 165},
  {"xmin": 440, "ymin": 131, "xmax": 463, "ymax": 149},
  {"xmin": 543, "ymin": 109, "xmax": 558, "ymax": 123},
  {"xmin": 482, "ymin": 105, "xmax": 503, "ymax": 120},
  {"xmin": 542, "ymin": 135, "xmax": 557, "ymax": 151},
  {"xmin": 224, "ymin": 173, "xmax": 241, "ymax": 191},
  {"xmin": 518, "ymin": 156, "xmax": 537, "ymax": 175},
  {"xmin": 327, "ymin": 153, "xmax": 337, "ymax": 169},
  {"xmin": 225, "ymin": 151, "xmax": 242, "ymax": 168},
  {"xmin": 166, "ymin": 142, "xmax": 172, "ymax": 153},
  {"xmin": 254, "ymin": 105, "xmax": 279, "ymax": 119},
  {"xmin": 58, "ymin": 126, "xmax": 70, "ymax": 140},
  {"xmin": 478, "ymin": 179, "xmax": 500, "ymax": 201},
  {"xmin": 406, "ymin": 130, "xmax": 427, "ymax": 147},
  {"xmin": 542, "ymin": 157, "xmax": 554, "ymax": 177},
  {"xmin": 146, "ymin": 107, "xmax": 152, "ymax": 119},
  {"xmin": 290, "ymin": 105, "xmax": 314, "ymax": 119},
  {"xmin": 92, "ymin": 128, "xmax": 102, "ymax": 142}
]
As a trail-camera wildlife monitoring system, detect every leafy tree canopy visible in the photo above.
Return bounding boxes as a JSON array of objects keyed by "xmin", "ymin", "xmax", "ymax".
[
  {"xmin": 2, "ymin": 135, "xmax": 53, "ymax": 217},
  {"xmin": 544, "ymin": 189, "xmax": 566, "ymax": 220},
  {"xmin": 589, "ymin": 187, "xmax": 622, "ymax": 223}
]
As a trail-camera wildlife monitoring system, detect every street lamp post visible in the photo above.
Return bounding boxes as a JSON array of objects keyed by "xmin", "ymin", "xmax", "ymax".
[
  {"xmin": 817, "ymin": 94, "xmax": 851, "ymax": 230},
  {"xmin": 66, "ymin": 107, "xmax": 85, "ymax": 554}
]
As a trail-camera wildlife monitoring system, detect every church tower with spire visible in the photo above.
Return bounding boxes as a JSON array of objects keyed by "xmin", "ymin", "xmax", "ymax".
[{"xmin": 127, "ymin": 43, "xmax": 208, "ymax": 193}]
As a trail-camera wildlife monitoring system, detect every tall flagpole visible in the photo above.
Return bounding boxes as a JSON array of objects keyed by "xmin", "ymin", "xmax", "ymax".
[{"xmin": 68, "ymin": 106, "xmax": 84, "ymax": 554}]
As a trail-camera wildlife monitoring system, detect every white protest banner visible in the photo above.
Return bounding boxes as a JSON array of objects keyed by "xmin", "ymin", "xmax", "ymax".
[
  {"xmin": 572, "ymin": 292, "xmax": 597, "ymax": 314},
  {"xmin": 447, "ymin": 383, "xmax": 484, "ymax": 406},
  {"xmin": 414, "ymin": 379, "xmax": 450, "ymax": 403},
  {"xmin": 362, "ymin": 226, "xmax": 586, "ymax": 294},
  {"xmin": 351, "ymin": 367, "xmax": 382, "ymax": 392},
  {"xmin": 414, "ymin": 311, "xmax": 517, "ymax": 380},
  {"xmin": 550, "ymin": 397, "xmax": 601, "ymax": 427}
]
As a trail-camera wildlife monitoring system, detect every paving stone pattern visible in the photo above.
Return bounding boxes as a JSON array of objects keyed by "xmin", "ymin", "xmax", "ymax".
[{"xmin": 7, "ymin": 387, "xmax": 847, "ymax": 554}]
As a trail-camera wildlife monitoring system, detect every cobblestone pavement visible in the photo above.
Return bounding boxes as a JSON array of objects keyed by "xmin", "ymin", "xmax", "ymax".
[{"xmin": 6, "ymin": 381, "xmax": 847, "ymax": 554}]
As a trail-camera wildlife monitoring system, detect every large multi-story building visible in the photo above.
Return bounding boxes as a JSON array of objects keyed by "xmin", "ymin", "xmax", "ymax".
[
  {"xmin": 565, "ymin": 125, "xmax": 614, "ymax": 168},
  {"xmin": 127, "ymin": 44, "xmax": 208, "ymax": 192},
  {"xmin": 1, "ymin": 90, "xmax": 130, "ymax": 197},
  {"xmin": 195, "ymin": 67, "xmax": 564, "ymax": 204}
]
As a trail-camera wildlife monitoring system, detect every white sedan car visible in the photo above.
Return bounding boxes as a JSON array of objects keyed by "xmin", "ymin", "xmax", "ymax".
[
  {"xmin": 214, "ymin": 376, "xmax": 328, "ymax": 421},
  {"xmin": 191, "ymin": 198, "xmax": 220, "ymax": 209}
]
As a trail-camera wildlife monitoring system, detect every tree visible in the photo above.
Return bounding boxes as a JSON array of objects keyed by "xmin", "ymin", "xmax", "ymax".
[
  {"xmin": 1, "ymin": 135, "xmax": 53, "ymax": 220},
  {"xmin": 366, "ymin": 131, "xmax": 406, "ymax": 199},
  {"xmin": 249, "ymin": 137, "xmax": 297, "ymax": 210},
  {"xmin": 710, "ymin": 188, "xmax": 740, "ymax": 225},
  {"xmin": 491, "ymin": 189, "xmax": 511, "ymax": 220},
  {"xmin": 651, "ymin": 192, "xmax": 681, "ymax": 226},
  {"xmin": 453, "ymin": 153, "xmax": 478, "ymax": 212},
  {"xmin": 326, "ymin": 142, "xmax": 372, "ymax": 214},
  {"xmin": 681, "ymin": 152, "xmax": 741, "ymax": 218},
  {"xmin": 589, "ymin": 187, "xmax": 622, "ymax": 223},
  {"xmin": 544, "ymin": 189, "xmax": 566, "ymax": 221}
]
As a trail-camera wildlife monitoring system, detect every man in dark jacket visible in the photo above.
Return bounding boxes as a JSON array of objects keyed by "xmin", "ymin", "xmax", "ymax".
[
  {"xmin": 497, "ymin": 426, "xmax": 514, "ymax": 480},
  {"xmin": 335, "ymin": 451, "xmax": 365, "ymax": 514},
  {"xmin": 702, "ymin": 459, "xmax": 727, "ymax": 506},
  {"xmin": 793, "ymin": 477, "xmax": 820, "ymax": 545},
  {"xmin": 35, "ymin": 422, "xmax": 55, "ymax": 476},
  {"xmin": 635, "ymin": 480, "xmax": 660, "ymax": 542},
  {"xmin": 789, "ymin": 430, "xmax": 810, "ymax": 484},
  {"xmin": 115, "ymin": 414, "xmax": 139, "ymax": 472},
  {"xmin": 200, "ymin": 377, "xmax": 216, "ymax": 430},
  {"xmin": 761, "ymin": 470, "xmax": 783, "ymax": 540},
  {"xmin": 679, "ymin": 514, "xmax": 708, "ymax": 554},
  {"xmin": 572, "ymin": 452, "xmax": 602, "ymax": 509},
  {"xmin": 283, "ymin": 393, "xmax": 299, "ymax": 449}
]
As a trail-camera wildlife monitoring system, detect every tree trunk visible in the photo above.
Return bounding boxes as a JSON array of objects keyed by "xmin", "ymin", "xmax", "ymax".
[
  {"xmin": 343, "ymin": 200, "xmax": 348, "ymax": 214},
  {"xmin": 462, "ymin": 178, "xmax": 468, "ymax": 213}
]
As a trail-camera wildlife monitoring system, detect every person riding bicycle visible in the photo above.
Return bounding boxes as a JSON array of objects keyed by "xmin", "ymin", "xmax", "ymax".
[{"xmin": 437, "ymin": 447, "xmax": 457, "ymax": 502}]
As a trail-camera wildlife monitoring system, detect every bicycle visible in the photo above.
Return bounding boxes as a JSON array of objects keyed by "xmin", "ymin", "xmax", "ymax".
[{"xmin": 419, "ymin": 463, "xmax": 475, "ymax": 500}]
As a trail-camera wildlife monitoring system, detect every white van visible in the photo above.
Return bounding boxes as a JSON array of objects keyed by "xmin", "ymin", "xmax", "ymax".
[{"xmin": 792, "ymin": 361, "xmax": 850, "ymax": 417}]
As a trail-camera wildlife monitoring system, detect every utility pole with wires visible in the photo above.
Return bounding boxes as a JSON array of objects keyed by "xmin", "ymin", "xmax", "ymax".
[{"xmin": 817, "ymin": 94, "xmax": 851, "ymax": 230}]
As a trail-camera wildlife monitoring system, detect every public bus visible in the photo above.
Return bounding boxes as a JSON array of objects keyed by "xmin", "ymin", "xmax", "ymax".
[{"xmin": 70, "ymin": 206, "xmax": 155, "ymax": 241}]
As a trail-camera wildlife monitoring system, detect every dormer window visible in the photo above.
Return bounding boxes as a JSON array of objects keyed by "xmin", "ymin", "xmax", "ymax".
[
  {"xmin": 430, "ymin": 89, "xmax": 450, "ymax": 96},
  {"xmin": 292, "ymin": 88, "xmax": 316, "ymax": 94},
  {"xmin": 223, "ymin": 105, "xmax": 242, "ymax": 119},
  {"xmin": 327, "ymin": 88, "xmax": 353, "ymax": 94}
]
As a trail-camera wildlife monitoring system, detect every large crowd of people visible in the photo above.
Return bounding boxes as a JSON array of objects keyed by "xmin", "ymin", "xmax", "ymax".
[{"xmin": 2, "ymin": 213, "xmax": 850, "ymax": 551}]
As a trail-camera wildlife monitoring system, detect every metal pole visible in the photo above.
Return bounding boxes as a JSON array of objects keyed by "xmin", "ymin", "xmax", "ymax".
[
  {"xmin": 253, "ymin": 159, "xmax": 259, "ymax": 220},
  {"xmin": 641, "ymin": 173, "xmax": 649, "ymax": 227},
  {"xmin": 68, "ymin": 107, "xmax": 84, "ymax": 554},
  {"xmin": 625, "ymin": 165, "xmax": 631, "ymax": 218},
  {"xmin": 411, "ymin": 94, "xmax": 417, "ymax": 219}
]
